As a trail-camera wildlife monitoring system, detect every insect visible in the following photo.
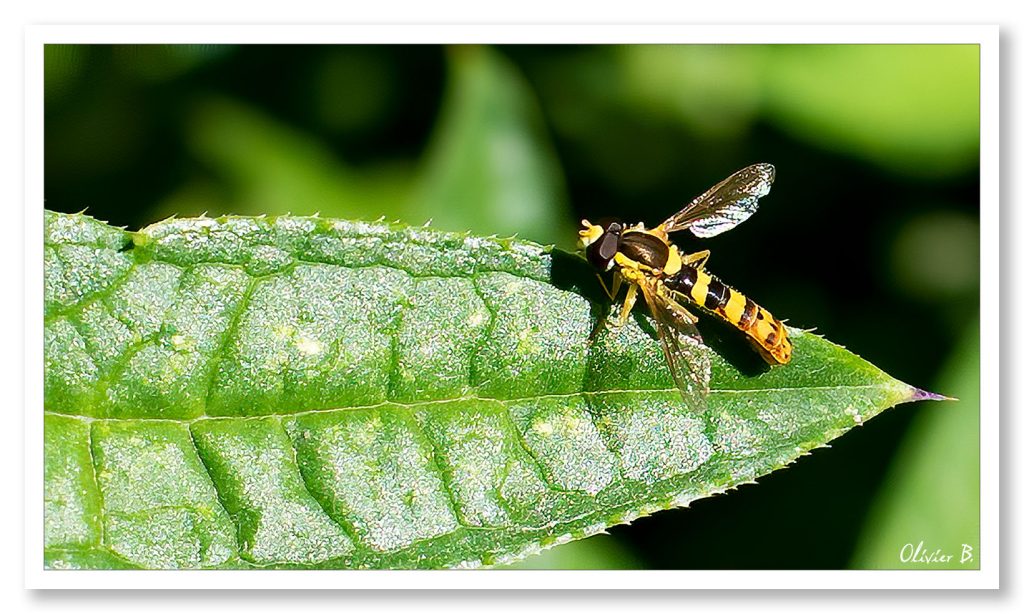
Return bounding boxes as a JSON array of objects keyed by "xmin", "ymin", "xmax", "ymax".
[{"xmin": 578, "ymin": 163, "xmax": 792, "ymax": 408}]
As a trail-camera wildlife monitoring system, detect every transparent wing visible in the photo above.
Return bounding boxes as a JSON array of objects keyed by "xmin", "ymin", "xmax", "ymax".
[
  {"xmin": 660, "ymin": 163, "xmax": 775, "ymax": 238},
  {"xmin": 636, "ymin": 277, "xmax": 711, "ymax": 412}
]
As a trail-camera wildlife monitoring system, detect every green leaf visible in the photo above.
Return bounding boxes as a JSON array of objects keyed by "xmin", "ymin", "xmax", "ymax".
[
  {"xmin": 763, "ymin": 45, "xmax": 980, "ymax": 178},
  {"xmin": 611, "ymin": 45, "xmax": 980, "ymax": 177},
  {"xmin": 43, "ymin": 210, "xmax": 933, "ymax": 569},
  {"xmin": 161, "ymin": 46, "xmax": 573, "ymax": 249},
  {"xmin": 170, "ymin": 96, "xmax": 412, "ymax": 220},
  {"xmin": 504, "ymin": 534, "xmax": 643, "ymax": 570},
  {"xmin": 410, "ymin": 46, "xmax": 574, "ymax": 248}
]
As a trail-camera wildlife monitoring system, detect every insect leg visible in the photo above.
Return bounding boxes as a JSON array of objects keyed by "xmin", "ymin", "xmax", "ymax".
[
  {"xmin": 595, "ymin": 275, "xmax": 615, "ymax": 301},
  {"xmin": 610, "ymin": 282, "xmax": 639, "ymax": 327},
  {"xmin": 590, "ymin": 272, "xmax": 624, "ymax": 340}
]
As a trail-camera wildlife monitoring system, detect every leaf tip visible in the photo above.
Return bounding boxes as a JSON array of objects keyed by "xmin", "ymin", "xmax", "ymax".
[{"xmin": 909, "ymin": 387, "xmax": 956, "ymax": 403}]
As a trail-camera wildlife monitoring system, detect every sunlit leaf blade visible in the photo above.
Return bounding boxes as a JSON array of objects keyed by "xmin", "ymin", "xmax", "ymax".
[{"xmin": 43, "ymin": 211, "xmax": 932, "ymax": 569}]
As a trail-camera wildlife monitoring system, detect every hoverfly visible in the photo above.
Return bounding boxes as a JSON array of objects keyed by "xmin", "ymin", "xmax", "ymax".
[{"xmin": 578, "ymin": 163, "xmax": 792, "ymax": 410}]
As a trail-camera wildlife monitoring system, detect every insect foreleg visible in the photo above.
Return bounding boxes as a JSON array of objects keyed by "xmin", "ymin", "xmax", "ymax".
[
  {"xmin": 595, "ymin": 275, "xmax": 614, "ymax": 301},
  {"xmin": 595, "ymin": 272, "xmax": 623, "ymax": 302}
]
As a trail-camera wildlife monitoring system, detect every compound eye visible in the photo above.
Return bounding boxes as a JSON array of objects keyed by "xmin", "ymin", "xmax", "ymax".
[{"xmin": 587, "ymin": 230, "xmax": 620, "ymax": 271}]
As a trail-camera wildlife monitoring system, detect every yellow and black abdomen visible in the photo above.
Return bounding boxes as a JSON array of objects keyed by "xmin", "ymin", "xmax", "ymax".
[{"xmin": 663, "ymin": 264, "xmax": 792, "ymax": 365}]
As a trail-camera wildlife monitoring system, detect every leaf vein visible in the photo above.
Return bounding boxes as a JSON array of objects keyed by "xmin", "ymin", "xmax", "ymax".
[
  {"xmin": 88, "ymin": 268, "xmax": 191, "ymax": 416},
  {"xmin": 44, "ymin": 257, "xmax": 141, "ymax": 325},
  {"xmin": 467, "ymin": 276, "xmax": 499, "ymax": 391},
  {"xmin": 202, "ymin": 276, "xmax": 260, "ymax": 413},
  {"xmin": 277, "ymin": 418, "xmax": 362, "ymax": 547},
  {"xmin": 185, "ymin": 424, "xmax": 237, "ymax": 551},
  {"xmin": 86, "ymin": 424, "xmax": 108, "ymax": 551},
  {"xmin": 406, "ymin": 408, "xmax": 471, "ymax": 530}
]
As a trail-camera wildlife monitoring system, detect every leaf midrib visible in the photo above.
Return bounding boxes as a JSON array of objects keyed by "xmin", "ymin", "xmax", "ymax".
[{"xmin": 45, "ymin": 381, "xmax": 904, "ymax": 423}]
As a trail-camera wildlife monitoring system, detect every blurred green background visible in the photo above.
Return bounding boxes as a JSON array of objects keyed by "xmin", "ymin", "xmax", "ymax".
[{"xmin": 44, "ymin": 43, "xmax": 981, "ymax": 570}]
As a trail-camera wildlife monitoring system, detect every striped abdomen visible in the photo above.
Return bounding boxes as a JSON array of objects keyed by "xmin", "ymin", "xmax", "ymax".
[{"xmin": 663, "ymin": 264, "xmax": 792, "ymax": 365}]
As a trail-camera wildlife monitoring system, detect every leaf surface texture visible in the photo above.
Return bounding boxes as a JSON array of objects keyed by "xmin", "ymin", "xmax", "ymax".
[{"xmin": 43, "ymin": 211, "xmax": 920, "ymax": 569}]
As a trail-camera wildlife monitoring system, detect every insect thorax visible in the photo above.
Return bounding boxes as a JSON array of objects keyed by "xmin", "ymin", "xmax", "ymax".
[{"xmin": 617, "ymin": 231, "xmax": 671, "ymax": 271}]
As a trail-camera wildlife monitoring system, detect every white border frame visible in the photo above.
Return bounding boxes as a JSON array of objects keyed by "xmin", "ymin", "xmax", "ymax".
[{"xmin": 24, "ymin": 24, "xmax": 999, "ymax": 590}]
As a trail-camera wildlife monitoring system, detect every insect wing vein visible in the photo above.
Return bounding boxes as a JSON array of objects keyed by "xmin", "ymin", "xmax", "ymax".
[
  {"xmin": 637, "ymin": 278, "xmax": 711, "ymax": 413},
  {"xmin": 660, "ymin": 163, "xmax": 775, "ymax": 238}
]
